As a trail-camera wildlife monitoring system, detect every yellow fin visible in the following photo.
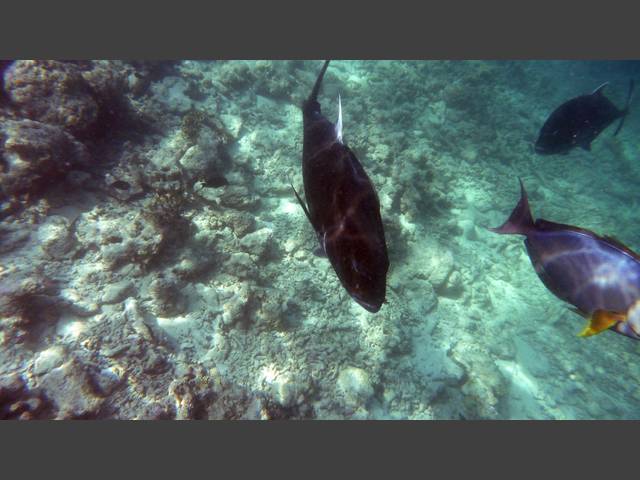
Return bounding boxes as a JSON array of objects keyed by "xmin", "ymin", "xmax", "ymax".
[{"xmin": 579, "ymin": 310, "xmax": 626, "ymax": 338}]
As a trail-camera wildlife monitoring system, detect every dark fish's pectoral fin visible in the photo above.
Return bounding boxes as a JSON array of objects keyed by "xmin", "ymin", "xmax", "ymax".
[
  {"xmin": 291, "ymin": 183, "xmax": 314, "ymax": 227},
  {"xmin": 291, "ymin": 183, "xmax": 328, "ymax": 257},
  {"xmin": 580, "ymin": 142, "xmax": 591, "ymax": 151},
  {"xmin": 578, "ymin": 310, "xmax": 626, "ymax": 338}
]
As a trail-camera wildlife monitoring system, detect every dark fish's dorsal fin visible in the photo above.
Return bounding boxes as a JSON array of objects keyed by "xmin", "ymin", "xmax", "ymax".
[
  {"xmin": 489, "ymin": 178, "xmax": 535, "ymax": 235},
  {"xmin": 548, "ymin": 224, "xmax": 640, "ymax": 262},
  {"xmin": 602, "ymin": 235, "xmax": 629, "ymax": 250},
  {"xmin": 613, "ymin": 78, "xmax": 635, "ymax": 136},
  {"xmin": 308, "ymin": 60, "xmax": 330, "ymax": 105},
  {"xmin": 592, "ymin": 82, "xmax": 609, "ymax": 96},
  {"xmin": 291, "ymin": 183, "xmax": 314, "ymax": 228},
  {"xmin": 536, "ymin": 220, "xmax": 640, "ymax": 259}
]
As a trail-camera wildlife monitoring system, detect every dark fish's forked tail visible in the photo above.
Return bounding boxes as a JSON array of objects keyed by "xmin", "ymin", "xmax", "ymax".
[
  {"xmin": 614, "ymin": 78, "xmax": 635, "ymax": 136},
  {"xmin": 308, "ymin": 60, "xmax": 331, "ymax": 104},
  {"xmin": 489, "ymin": 178, "xmax": 535, "ymax": 235}
]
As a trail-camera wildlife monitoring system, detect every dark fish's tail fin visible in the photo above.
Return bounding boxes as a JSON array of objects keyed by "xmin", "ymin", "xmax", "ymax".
[
  {"xmin": 489, "ymin": 178, "xmax": 534, "ymax": 235},
  {"xmin": 308, "ymin": 60, "xmax": 331, "ymax": 104},
  {"xmin": 614, "ymin": 78, "xmax": 635, "ymax": 136}
]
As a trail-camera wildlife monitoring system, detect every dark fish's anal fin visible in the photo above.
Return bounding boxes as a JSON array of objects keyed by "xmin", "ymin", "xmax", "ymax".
[{"xmin": 291, "ymin": 183, "xmax": 314, "ymax": 227}]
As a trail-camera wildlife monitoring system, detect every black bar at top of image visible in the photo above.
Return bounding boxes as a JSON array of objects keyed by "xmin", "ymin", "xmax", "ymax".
[{"xmin": 0, "ymin": 0, "xmax": 638, "ymax": 59}]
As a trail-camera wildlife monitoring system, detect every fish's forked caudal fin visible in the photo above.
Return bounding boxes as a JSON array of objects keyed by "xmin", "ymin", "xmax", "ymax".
[
  {"xmin": 614, "ymin": 78, "xmax": 635, "ymax": 136},
  {"xmin": 579, "ymin": 310, "xmax": 626, "ymax": 337},
  {"xmin": 308, "ymin": 60, "xmax": 331, "ymax": 105},
  {"xmin": 489, "ymin": 178, "xmax": 534, "ymax": 235}
]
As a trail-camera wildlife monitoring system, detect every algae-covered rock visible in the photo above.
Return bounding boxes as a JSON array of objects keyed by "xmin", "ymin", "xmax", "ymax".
[
  {"xmin": 337, "ymin": 367, "xmax": 375, "ymax": 407},
  {"xmin": 100, "ymin": 279, "xmax": 134, "ymax": 305},
  {"xmin": 0, "ymin": 372, "xmax": 53, "ymax": 420},
  {"xmin": 239, "ymin": 227, "xmax": 273, "ymax": 259},
  {"xmin": 75, "ymin": 209, "xmax": 163, "ymax": 270},
  {"xmin": 37, "ymin": 358, "xmax": 104, "ymax": 419},
  {"xmin": 0, "ymin": 119, "xmax": 91, "ymax": 198},
  {"xmin": 37, "ymin": 215, "xmax": 77, "ymax": 260},
  {"xmin": 148, "ymin": 275, "xmax": 186, "ymax": 316},
  {"xmin": 4, "ymin": 61, "xmax": 99, "ymax": 136},
  {"xmin": 32, "ymin": 346, "xmax": 66, "ymax": 376}
]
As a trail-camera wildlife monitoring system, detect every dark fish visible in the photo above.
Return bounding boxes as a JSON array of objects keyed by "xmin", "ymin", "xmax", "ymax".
[
  {"xmin": 491, "ymin": 179, "xmax": 640, "ymax": 340},
  {"xmin": 534, "ymin": 79, "xmax": 635, "ymax": 155},
  {"xmin": 292, "ymin": 60, "xmax": 389, "ymax": 313},
  {"xmin": 203, "ymin": 173, "xmax": 228, "ymax": 188}
]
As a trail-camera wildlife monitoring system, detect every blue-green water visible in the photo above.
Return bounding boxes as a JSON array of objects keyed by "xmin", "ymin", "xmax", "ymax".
[{"xmin": 1, "ymin": 60, "xmax": 640, "ymax": 419}]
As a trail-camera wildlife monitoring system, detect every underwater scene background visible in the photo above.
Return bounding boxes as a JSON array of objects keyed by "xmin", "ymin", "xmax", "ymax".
[{"xmin": 1, "ymin": 60, "xmax": 640, "ymax": 419}]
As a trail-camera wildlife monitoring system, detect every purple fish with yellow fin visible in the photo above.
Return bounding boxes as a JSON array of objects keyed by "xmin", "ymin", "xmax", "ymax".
[{"xmin": 491, "ymin": 179, "xmax": 640, "ymax": 340}]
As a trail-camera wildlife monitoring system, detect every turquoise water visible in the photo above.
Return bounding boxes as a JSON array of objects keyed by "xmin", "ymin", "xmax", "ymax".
[{"xmin": 1, "ymin": 60, "xmax": 640, "ymax": 419}]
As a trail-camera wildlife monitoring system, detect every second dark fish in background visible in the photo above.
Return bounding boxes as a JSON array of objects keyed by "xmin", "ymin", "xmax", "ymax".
[{"xmin": 534, "ymin": 79, "xmax": 635, "ymax": 155}]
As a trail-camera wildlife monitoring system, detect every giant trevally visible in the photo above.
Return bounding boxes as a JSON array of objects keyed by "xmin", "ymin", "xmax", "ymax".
[
  {"xmin": 292, "ymin": 60, "xmax": 389, "ymax": 313},
  {"xmin": 534, "ymin": 80, "xmax": 634, "ymax": 155}
]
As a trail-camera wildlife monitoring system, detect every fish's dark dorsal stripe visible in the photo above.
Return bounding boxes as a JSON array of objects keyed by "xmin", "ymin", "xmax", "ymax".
[
  {"xmin": 534, "ymin": 219, "xmax": 640, "ymax": 262},
  {"xmin": 600, "ymin": 235, "xmax": 640, "ymax": 262}
]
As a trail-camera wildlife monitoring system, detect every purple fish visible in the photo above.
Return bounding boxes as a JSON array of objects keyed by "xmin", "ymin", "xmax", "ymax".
[{"xmin": 491, "ymin": 179, "xmax": 640, "ymax": 340}]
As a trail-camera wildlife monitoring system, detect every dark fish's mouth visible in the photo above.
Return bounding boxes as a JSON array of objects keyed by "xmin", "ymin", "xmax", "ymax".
[{"xmin": 352, "ymin": 295, "xmax": 383, "ymax": 313}]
